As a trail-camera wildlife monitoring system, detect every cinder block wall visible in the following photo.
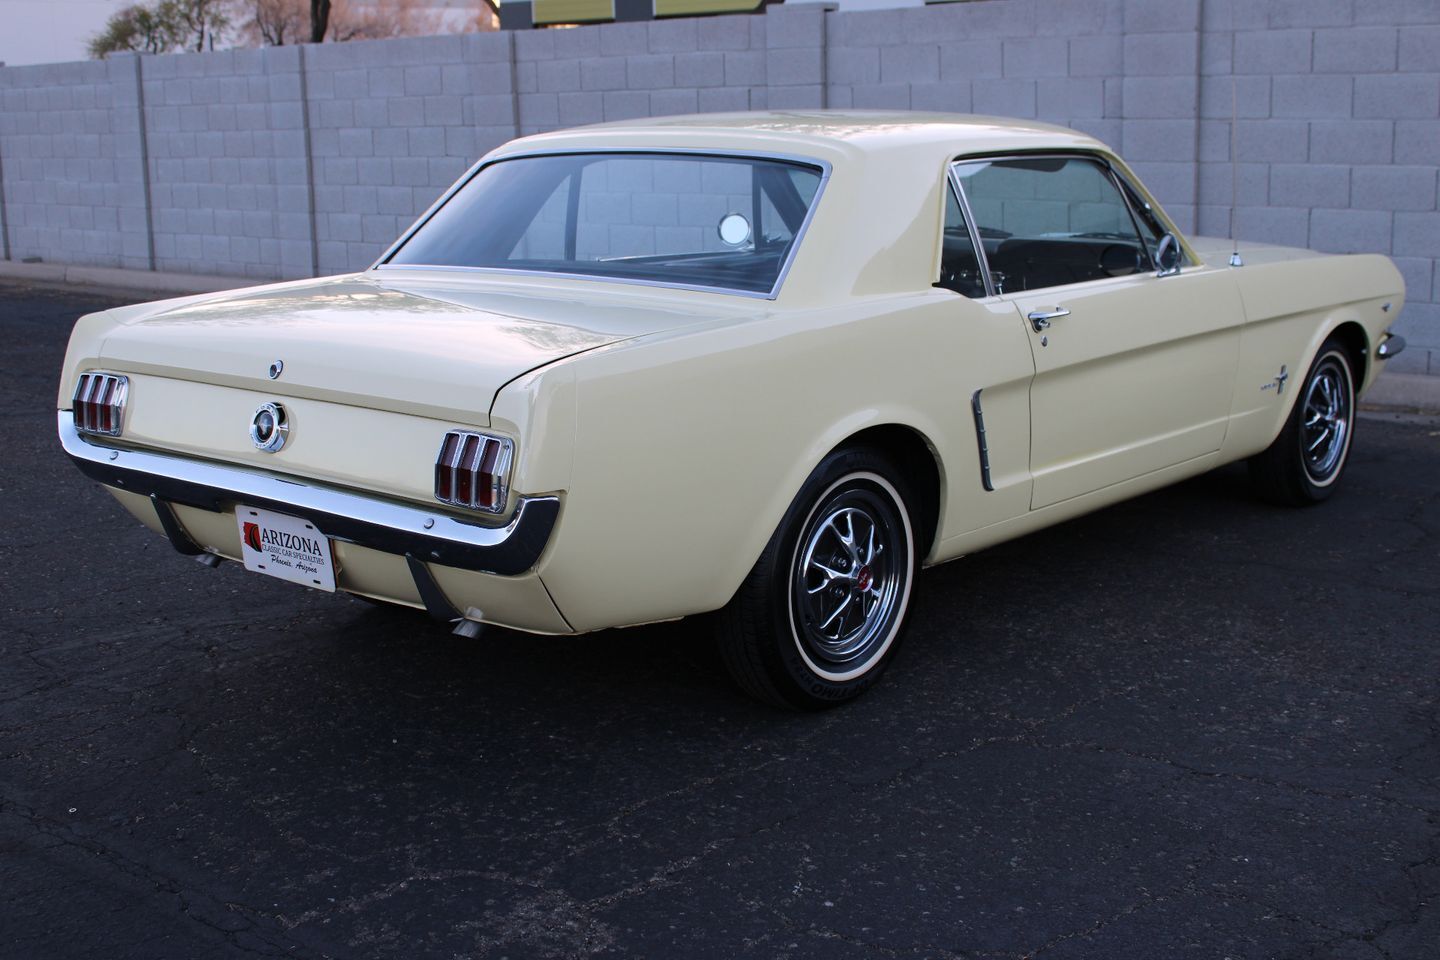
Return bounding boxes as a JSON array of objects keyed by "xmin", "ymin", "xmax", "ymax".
[
  {"xmin": 1, "ymin": 0, "xmax": 1438, "ymax": 374},
  {"xmin": 140, "ymin": 46, "xmax": 312, "ymax": 279},
  {"xmin": 0, "ymin": 57, "xmax": 151, "ymax": 270}
]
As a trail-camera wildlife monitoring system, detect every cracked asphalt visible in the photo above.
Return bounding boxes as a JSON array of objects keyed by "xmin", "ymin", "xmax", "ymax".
[{"xmin": 2, "ymin": 282, "xmax": 1438, "ymax": 959}]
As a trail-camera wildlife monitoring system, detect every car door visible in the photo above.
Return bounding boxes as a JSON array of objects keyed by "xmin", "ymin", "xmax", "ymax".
[
  {"xmin": 952, "ymin": 155, "xmax": 1244, "ymax": 509},
  {"xmin": 932, "ymin": 174, "xmax": 1038, "ymax": 539}
]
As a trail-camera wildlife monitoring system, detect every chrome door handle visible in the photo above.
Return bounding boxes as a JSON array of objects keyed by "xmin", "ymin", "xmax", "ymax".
[{"xmin": 1028, "ymin": 308, "xmax": 1069, "ymax": 332}]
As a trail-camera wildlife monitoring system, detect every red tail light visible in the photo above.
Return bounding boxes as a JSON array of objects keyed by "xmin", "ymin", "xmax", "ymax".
[
  {"xmin": 435, "ymin": 429, "xmax": 514, "ymax": 514},
  {"xmin": 72, "ymin": 372, "xmax": 129, "ymax": 437}
]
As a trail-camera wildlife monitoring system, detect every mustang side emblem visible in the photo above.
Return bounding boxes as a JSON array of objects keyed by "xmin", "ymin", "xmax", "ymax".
[
  {"xmin": 1261, "ymin": 365, "xmax": 1289, "ymax": 396},
  {"xmin": 250, "ymin": 402, "xmax": 289, "ymax": 453}
]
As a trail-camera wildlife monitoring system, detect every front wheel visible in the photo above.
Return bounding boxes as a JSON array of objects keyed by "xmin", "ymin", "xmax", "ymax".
[
  {"xmin": 1249, "ymin": 337, "xmax": 1357, "ymax": 506},
  {"xmin": 716, "ymin": 448, "xmax": 918, "ymax": 710}
]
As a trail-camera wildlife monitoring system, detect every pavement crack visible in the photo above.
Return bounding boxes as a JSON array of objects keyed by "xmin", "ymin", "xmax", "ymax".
[
  {"xmin": 1, "ymin": 794, "xmax": 330, "ymax": 959},
  {"xmin": 1036, "ymin": 738, "xmax": 1440, "ymax": 817}
]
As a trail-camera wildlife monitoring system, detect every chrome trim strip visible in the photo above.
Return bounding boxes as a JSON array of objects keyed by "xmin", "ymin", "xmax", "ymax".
[
  {"xmin": 370, "ymin": 148, "xmax": 833, "ymax": 302},
  {"xmin": 1377, "ymin": 333, "xmax": 1406, "ymax": 359},
  {"xmin": 970, "ymin": 389, "xmax": 994, "ymax": 493},
  {"xmin": 59, "ymin": 413, "xmax": 558, "ymax": 577},
  {"xmin": 371, "ymin": 264, "xmax": 785, "ymax": 302},
  {"xmin": 447, "ymin": 431, "xmax": 464, "ymax": 502},
  {"xmin": 1104, "ymin": 163, "xmax": 1165, "ymax": 273},
  {"xmin": 946, "ymin": 165, "xmax": 996, "ymax": 299}
]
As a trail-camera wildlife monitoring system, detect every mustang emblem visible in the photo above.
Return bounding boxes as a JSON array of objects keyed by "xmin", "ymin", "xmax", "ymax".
[
  {"xmin": 249, "ymin": 402, "xmax": 289, "ymax": 453},
  {"xmin": 1261, "ymin": 365, "xmax": 1289, "ymax": 395}
]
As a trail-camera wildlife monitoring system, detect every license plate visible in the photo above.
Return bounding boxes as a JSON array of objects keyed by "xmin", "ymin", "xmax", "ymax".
[{"xmin": 236, "ymin": 506, "xmax": 336, "ymax": 592}]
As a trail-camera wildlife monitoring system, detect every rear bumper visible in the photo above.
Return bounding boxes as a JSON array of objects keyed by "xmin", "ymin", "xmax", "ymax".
[{"xmin": 58, "ymin": 412, "xmax": 559, "ymax": 577}]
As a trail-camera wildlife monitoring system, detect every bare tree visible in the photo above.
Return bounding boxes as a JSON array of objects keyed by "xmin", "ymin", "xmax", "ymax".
[
  {"xmin": 236, "ymin": 0, "xmax": 308, "ymax": 46},
  {"xmin": 326, "ymin": 0, "xmax": 444, "ymax": 42},
  {"xmin": 235, "ymin": 0, "xmax": 498, "ymax": 47},
  {"xmin": 310, "ymin": 0, "xmax": 332, "ymax": 42}
]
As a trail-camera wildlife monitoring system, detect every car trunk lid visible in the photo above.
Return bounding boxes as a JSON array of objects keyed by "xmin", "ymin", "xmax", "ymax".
[
  {"xmin": 96, "ymin": 272, "xmax": 740, "ymax": 425},
  {"xmin": 89, "ymin": 272, "xmax": 761, "ymax": 507}
]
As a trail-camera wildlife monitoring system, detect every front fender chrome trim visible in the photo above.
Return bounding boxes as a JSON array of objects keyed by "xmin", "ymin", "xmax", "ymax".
[{"xmin": 58, "ymin": 412, "xmax": 558, "ymax": 577}]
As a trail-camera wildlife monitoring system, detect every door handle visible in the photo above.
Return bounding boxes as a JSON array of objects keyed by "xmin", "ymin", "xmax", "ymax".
[{"xmin": 1028, "ymin": 307, "xmax": 1069, "ymax": 332}]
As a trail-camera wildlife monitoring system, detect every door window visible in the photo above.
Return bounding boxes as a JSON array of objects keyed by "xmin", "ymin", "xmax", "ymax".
[{"xmin": 953, "ymin": 156, "xmax": 1151, "ymax": 294}]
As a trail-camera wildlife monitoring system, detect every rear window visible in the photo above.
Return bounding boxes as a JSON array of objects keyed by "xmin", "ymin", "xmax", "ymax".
[{"xmin": 384, "ymin": 152, "xmax": 826, "ymax": 296}]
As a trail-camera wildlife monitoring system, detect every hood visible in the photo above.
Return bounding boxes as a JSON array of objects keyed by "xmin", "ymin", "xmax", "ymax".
[
  {"xmin": 95, "ymin": 272, "xmax": 744, "ymax": 424},
  {"xmin": 1188, "ymin": 235, "xmax": 1331, "ymax": 268}
]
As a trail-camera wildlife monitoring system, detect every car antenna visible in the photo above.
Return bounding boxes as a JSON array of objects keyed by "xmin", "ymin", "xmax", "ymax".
[{"xmin": 1228, "ymin": 0, "xmax": 1243, "ymax": 267}]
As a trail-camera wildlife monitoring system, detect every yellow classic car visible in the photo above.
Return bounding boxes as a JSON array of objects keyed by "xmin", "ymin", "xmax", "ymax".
[{"xmin": 59, "ymin": 112, "xmax": 1408, "ymax": 709}]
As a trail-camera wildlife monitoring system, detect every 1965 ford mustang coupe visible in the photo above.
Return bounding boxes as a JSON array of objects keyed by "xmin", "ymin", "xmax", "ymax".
[{"xmin": 59, "ymin": 112, "xmax": 1408, "ymax": 708}]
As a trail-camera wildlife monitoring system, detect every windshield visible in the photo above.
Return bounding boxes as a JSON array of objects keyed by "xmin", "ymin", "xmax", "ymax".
[{"xmin": 383, "ymin": 152, "xmax": 825, "ymax": 296}]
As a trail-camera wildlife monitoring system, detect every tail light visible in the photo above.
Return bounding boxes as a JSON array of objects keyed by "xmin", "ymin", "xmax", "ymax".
[
  {"xmin": 72, "ymin": 372, "xmax": 129, "ymax": 437},
  {"xmin": 435, "ymin": 430, "xmax": 514, "ymax": 514}
]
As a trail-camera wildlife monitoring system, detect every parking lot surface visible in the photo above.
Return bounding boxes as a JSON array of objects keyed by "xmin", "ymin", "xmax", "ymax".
[{"xmin": 3, "ymin": 282, "xmax": 1438, "ymax": 959}]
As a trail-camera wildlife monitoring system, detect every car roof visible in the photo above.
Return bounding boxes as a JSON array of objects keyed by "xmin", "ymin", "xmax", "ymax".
[{"xmin": 492, "ymin": 110, "xmax": 1110, "ymax": 163}]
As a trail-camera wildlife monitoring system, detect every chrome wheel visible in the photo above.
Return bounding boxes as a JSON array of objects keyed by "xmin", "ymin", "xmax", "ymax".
[
  {"xmin": 1301, "ymin": 353, "xmax": 1352, "ymax": 484},
  {"xmin": 789, "ymin": 477, "xmax": 910, "ymax": 681},
  {"xmin": 718, "ymin": 450, "xmax": 920, "ymax": 709}
]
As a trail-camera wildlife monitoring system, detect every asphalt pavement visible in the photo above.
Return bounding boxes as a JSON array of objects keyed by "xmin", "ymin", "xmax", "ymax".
[{"xmin": 2, "ymin": 282, "xmax": 1438, "ymax": 959}]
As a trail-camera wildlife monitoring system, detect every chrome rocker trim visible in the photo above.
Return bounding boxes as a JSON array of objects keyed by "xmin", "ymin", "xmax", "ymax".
[{"xmin": 58, "ymin": 412, "xmax": 558, "ymax": 577}]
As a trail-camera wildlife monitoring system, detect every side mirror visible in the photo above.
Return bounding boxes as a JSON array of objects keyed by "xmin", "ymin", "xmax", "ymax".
[{"xmin": 1155, "ymin": 233, "xmax": 1182, "ymax": 278}]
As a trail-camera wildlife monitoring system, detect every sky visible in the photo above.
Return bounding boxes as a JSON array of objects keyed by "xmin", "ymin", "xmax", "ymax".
[{"xmin": 0, "ymin": 0, "xmax": 132, "ymax": 67}]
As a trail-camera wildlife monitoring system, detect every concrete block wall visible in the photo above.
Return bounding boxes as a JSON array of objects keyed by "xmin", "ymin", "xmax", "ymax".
[
  {"xmin": 1194, "ymin": 0, "xmax": 1440, "ymax": 375},
  {"xmin": 141, "ymin": 46, "xmax": 313, "ymax": 280},
  {"xmin": 513, "ymin": 13, "xmax": 772, "ymax": 131},
  {"xmin": 825, "ymin": 1, "xmax": 1125, "ymax": 178},
  {"xmin": 0, "ymin": 56, "xmax": 150, "ymax": 270},
  {"xmin": 303, "ymin": 32, "xmax": 516, "ymax": 275},
  {"xmin": 1, "ymin": 0, "xmax": 1439, "ymax": 373}
]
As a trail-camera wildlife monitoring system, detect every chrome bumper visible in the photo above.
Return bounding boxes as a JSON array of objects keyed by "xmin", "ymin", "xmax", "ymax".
[{"xmin": 58, "ymin": 412, "xmax": 558, "ymax": 577}]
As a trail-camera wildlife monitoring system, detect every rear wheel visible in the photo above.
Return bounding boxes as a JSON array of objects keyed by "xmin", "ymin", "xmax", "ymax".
[
  {"xmin": 716, "ymin": 448, "xmax": 917, "ymax": 710},
  {"xmin": 1249, "ymin": 337, "xmax": 1356, "ymax": 506}
]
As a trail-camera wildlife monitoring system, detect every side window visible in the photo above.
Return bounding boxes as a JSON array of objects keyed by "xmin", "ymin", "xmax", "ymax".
[
  {"xmin": 1114, "ymin": 174, "xmax": 1183, "ymax": 267},
  {"xmin": 937, "ymin": 180, "xmax": 986, "ymax": 298},
  {"xmin": 954, "ymin": 156, "xmax": 1150, "ymax": 294}
]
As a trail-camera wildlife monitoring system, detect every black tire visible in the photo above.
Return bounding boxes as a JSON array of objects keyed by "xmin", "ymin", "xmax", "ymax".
[
  {"xmin": 715, "ymin": 447, "xmax": 918, "ymax": 710},
  {"xmin": 1249, "ymin": 336, "xmax": 1357, "ymax": 506}
]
